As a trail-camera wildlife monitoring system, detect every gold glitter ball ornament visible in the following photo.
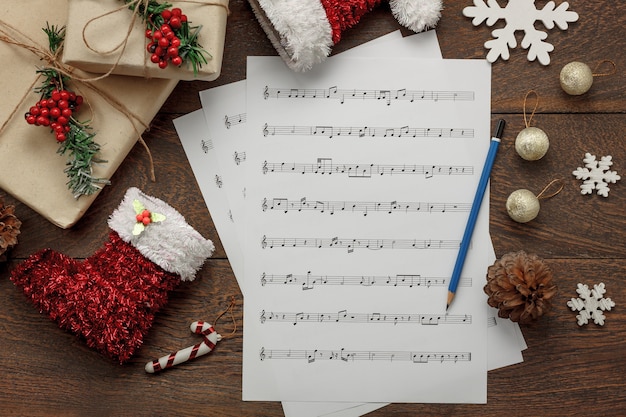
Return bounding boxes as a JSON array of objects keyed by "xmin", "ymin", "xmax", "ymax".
[
  {"xmin": 515, "ymin": 126, "xmax": 549, "ymax": 161},
  {"xmin": 560, "ymin": 61, "xmax": 593, "ymax": 95},
  {"xmin": 506, "ymin": 189, "xmax": 540, "ymax": 223}
]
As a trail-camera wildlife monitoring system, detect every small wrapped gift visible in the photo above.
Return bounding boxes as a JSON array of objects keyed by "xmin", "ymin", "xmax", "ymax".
[
  {"xmin": 0, "ymin": 0, "xmax": 178, "ymax": 228},
  {"xmin": 62, "ymin": 0, "xmax": 229, "ymax": 81}
]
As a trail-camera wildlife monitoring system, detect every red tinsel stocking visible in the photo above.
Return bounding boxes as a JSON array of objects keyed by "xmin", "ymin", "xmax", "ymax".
[{"xmin": 10, "ymin": 188, "xmax": 214, "ymax": 363}]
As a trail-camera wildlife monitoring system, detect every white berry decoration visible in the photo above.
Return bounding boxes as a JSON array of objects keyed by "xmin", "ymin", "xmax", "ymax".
[
  {"xmin": 567, "ymin": 283, "xmax": 615, "ymax": 326},
  {"xmin": 572, "ymin": 153, "xmax": 620, "ymax": 197},
  {"xmin": 463, "ymin": 0, "xmax": 579, "ymax": 65}
]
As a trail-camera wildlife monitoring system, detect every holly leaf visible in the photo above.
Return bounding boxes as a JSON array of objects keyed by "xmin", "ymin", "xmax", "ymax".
[
  {"xmin": 151, "ymin": 212, "xmax": 166, "ymax": 223},
  {"xmin": 132, "ymin": 222, "xmax": 145, "ymax": 236},
  {"xmin": 133, "ymin": 199, "xmax": 145, "ymax": 215}
]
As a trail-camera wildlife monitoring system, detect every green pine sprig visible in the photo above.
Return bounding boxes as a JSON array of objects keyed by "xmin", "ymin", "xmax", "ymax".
[
  {"xmin": 36, "ymin": 24, "xmax": 109, "ymax": 198},
  {"xmin": 177, "ymin": 22, "xmax": 210, "ymax": 76},
  {"xmin": 59, "ymin": 124, "xmax": 109, "ymax": 198}
]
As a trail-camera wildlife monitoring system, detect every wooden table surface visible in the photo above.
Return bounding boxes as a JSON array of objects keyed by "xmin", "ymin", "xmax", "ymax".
[{"xmin": 2, "ymin": 1, "xmax": 625, "ymax": 416}]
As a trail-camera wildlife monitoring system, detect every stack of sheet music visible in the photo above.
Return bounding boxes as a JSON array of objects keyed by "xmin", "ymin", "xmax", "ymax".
[{"xmin": 174, "ymin": 31, "xmax": 527, "ymax": 417}]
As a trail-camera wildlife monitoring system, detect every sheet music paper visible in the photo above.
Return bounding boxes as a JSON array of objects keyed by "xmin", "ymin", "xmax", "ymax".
[
  {"xmin": 241, "ymin": 55, "xmax": 492, "ymax": 403},
  {"xmin": 179, "ymin": 31, "xmax": 525, "ymax": 414}
]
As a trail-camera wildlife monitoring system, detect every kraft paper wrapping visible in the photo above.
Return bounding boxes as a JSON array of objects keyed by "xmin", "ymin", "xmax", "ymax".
[
  {"xmin": 0, "ymin": 0, "xmax": 178, "ymax": 229},
  {"xmin": 62, "ymin": 0, "xmax": 228, "ymax": 81}
]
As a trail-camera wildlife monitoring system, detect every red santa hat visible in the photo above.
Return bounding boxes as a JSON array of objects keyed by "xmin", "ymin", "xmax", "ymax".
[{"xmin": 248, "ymin": 0, "xmax": 443, "ymax": 72}]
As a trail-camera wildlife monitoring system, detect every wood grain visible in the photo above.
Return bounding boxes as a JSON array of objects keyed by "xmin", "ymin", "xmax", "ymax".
[{"xmin": 2, "ymin": 0, "xmax": 626, "ymax": 415}]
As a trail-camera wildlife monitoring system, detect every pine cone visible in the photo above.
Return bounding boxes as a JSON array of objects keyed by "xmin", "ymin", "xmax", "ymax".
[
  {"xmin": 0, "ymin": 199, "xmax": 21, "ymax": 262},
  {"xmin": 485, "ymin": 251, "xmax": 557, "ymax": 324}
]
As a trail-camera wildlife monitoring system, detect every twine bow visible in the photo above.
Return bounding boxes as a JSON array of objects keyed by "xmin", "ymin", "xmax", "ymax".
[{"xmin": 0, "ymin": 18, "xmax": 157, "ymax": 181}]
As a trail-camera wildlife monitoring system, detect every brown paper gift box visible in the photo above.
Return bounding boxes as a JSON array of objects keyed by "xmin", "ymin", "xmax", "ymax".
[
  {"xmin": 0, "ymin": 0, "xmax": 178, "ymax": 229},
  {"xmin": 62, "ymin": 0, "xmax": 228, "ymax": 81}
]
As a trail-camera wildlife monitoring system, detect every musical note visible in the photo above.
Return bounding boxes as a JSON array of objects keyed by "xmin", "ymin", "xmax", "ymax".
[
  {"xmin": 223, "ymin": 112, "xmax": 245, "ymax": 128},
  {"xmin": 259, "ymin": 272, "xmax": 472, "ymax": 290},
  {"xmin": 258, "ymin": 348, "xmax": 471, "ymax": 364}
]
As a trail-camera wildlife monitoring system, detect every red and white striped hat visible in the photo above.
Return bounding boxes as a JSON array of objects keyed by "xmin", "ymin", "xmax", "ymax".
[{"xmin": 249, "ymin": 0, "xmax": 443, "ymax": 72}]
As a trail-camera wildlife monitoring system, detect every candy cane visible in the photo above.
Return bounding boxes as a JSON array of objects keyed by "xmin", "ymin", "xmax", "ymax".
[{"xmin": 145, "ymin": 321, "xmax": 221, "ymax": 373}]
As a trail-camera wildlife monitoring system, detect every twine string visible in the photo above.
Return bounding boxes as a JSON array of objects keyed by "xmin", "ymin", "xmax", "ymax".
[
  {"xmin": 80, "ymin": 0, "xmax": 148, "ymax": 82},
  {"xmin": 536, "ymin": 179, "xmax": 564, "ymax": 200},
  {"xmin": 592, "ymin": 60, "xmax": 616, "ymax": 77},
  {"xmin": 523, "ymin": 90, "xmax": 539, "ymax": 129},
  {"xmin": 213, "ymin": 295, "xmax": 238, "ymax": 340}
]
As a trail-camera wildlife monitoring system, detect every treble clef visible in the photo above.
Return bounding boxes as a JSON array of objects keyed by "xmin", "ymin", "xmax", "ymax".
[
  {"xmin": 262, "ymin": 123, "xmax": 269, "ymax": 137},
  {"xmin": 263, "ymin": 86, "xmax": 269, "ymax": 100},
  {"xmin": 260, "ymin": 310, "xmax": 266, "ymax": 323},
  {"xmin": 261, "ymin": 198, "xmax": 268, "ymax": 212},
  {"xmin": 260, "ymin": 347, "xmax": 266, "ymax": 361},
  {"xmin": 261, "ymin": 272, "xmax": 267, "ymax": 286},
  {"xmin": 261, "ymin": 235, "xmax": 267, "ymax": 249},
  {"xmin": 262, "ymin": 161, "xmax": 268, "ymax": 175},
  {"xmin": 224, "ymin": 115, "xmax": 231, "ymax": 129},
  {"xmin": 234, "ymin": 151, "xmax": 241, "ymax": 165}
]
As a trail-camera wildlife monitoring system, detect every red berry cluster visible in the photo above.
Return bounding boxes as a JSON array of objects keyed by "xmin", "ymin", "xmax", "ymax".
[
  {"xmin": 145, "ymin": 8, "xmax": 187, "ymax": 69},
  {"xmin": 24, "ymin": 89, "xmax": 83, "ymax": 142},
  {"xmin": 136, "ymin": 209, "xmax": 153, "ymax": 226}
]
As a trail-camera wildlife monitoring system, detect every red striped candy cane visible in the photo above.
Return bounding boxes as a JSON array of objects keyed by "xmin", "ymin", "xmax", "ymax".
[{"xmin": 145, "ymin": 321, "xmax": 221, "ymax": 373}]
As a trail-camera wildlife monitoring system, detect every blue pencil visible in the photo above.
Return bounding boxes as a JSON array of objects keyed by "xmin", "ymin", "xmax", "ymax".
[{"xmin": 446, "ymin": 119, "xmax": 505, "ymax": 310}]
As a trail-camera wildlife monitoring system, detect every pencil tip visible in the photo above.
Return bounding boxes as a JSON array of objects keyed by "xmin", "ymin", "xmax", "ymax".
[{"xmin": 446, "ymin": 291, "xmax": 454, "ymax": 310}]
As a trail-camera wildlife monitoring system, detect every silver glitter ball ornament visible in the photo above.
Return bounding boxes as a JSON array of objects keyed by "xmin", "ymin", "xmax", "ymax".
[
  {"xmin": 506, "ymin": 189, "xmax": 540, "ymax": 223},
  {"xmin": 560, "ymin": 62, "xmax": 593, "ymax": 95},
  {"xmin": 515, "ymin": 126, "xmax": 549, "ymax": 161}
]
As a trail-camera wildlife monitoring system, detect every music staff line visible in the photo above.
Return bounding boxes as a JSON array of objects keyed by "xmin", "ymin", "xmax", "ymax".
[
  {"xmin": 233, "ymin": 151, "xmax": 247, "ymax": 165},
  {"xmin": 224, "ymin": 112, "xmax": 246, "ymax": 128},
  {"xmin": 259, "ymin": 347, "xmax": 471, "ymax": 364},
  {"xmin": 262, "ymin": 197, "xmax": 471, "ymax": 216},
  {"xmin": 259, "ymin": 310, "xmax": 472, "ymax": 326},
  {"xmin": 261, "ymin": 236, "xmax": 462, "ymax": 252},
  {"xmin": 262, "ymin": 123, "xmax": 474, "ymax": 139},
  {"xmin": 260, "ymin": 272, "xmax": 472, "ymax": 290},
  {"xmin": 262, "ymin": 158, "xmax": 474, "ymax": 178},
  {"xmin": 263, "ymin": 85, "xmax": 475, "ymax": 106},
  {"xmin": 200, "ymin": 139, "xmax": 213, "ymax": 154}
]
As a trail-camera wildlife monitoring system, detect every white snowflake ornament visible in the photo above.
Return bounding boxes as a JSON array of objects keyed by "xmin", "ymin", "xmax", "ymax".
[
  {"xmin": 572, "ymin": 153, "xmax": 620, "ymax": 197},
  {"xmin": 567, "ymin": 283, "xmax": 615, "ymax": 326},
  {"xmin": 463, "ymin": 0, "xmax": 579, "ymax": 65}
]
